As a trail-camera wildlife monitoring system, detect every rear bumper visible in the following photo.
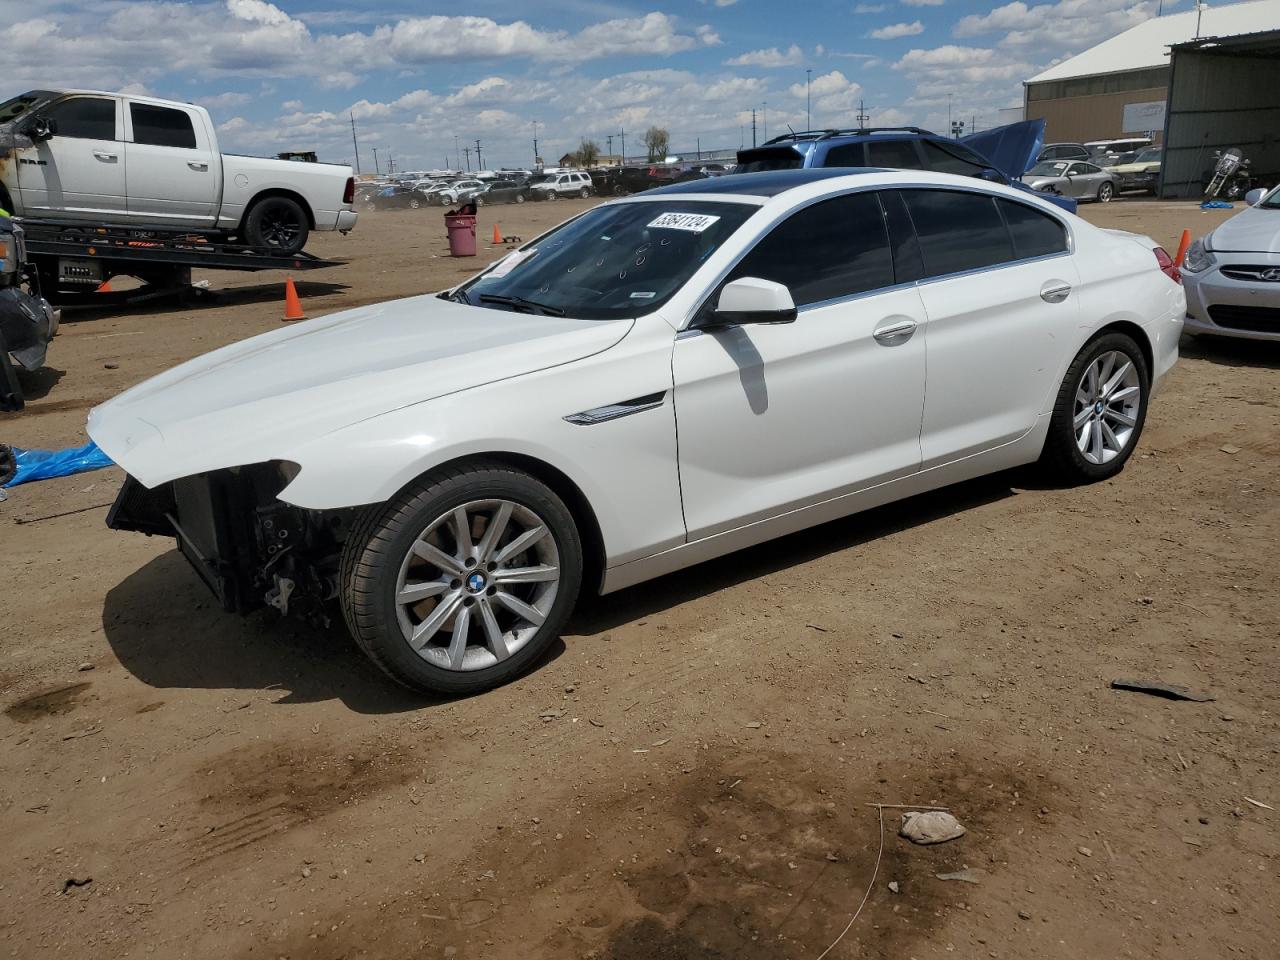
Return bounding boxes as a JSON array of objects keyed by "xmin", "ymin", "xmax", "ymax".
[{"xmin": 336, "ymin": 209, "xmax": 359, "ymax": 233}]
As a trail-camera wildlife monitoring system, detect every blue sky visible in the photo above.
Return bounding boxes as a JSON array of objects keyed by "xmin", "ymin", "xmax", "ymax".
[{"xmin": 11, "ymin": 0, "xmax": 1178, "ymax": 170}]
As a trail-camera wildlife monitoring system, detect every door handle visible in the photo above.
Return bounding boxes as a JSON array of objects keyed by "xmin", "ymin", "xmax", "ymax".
[
  {"xmin": 93, "ymin": 151, "xmax": 118, "ymax": 161},
  {"xmin": 1040, "ymin": 281, "xmax": 1072, "ymax": 304},
  {"xmin": 872, "ymin": 319, "xmax": 917, "ymax": 344},
  {"xmin": 188, "ymin": 161, "xmax": 209, "ymax": 171}
]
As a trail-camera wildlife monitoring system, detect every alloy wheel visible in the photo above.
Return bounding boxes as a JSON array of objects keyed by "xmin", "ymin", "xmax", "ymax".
[
  {"xmin": 1073, "ymin": 350, "xmax": 1140, "ymax": 465},
  {"xmin": 261, "ymin": 208, "xmax": 302, "ymax": 247},
  {"xmin": 1098, "ymin": 183, "xmax": 1114, "ymax": 202},
  {"xmin": 394, "ymin": 499, "xmax": 560, "ymax": 672}
]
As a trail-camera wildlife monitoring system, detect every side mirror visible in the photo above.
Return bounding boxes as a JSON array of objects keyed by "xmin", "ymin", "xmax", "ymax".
[
  {"xmin": 1244, "ymin": 187, "xmax": 1265, "ymax": 206},
  {"xmin": 977, "ymin": 168, "xmax": 1004, "ymax": 183},
  {"xmin": 23, "ymin": 116, "xmax": 54, "ymax": 142},
  {"xmin": 706, "ymin": 277, "xmax": 797, "ymax": 327}
]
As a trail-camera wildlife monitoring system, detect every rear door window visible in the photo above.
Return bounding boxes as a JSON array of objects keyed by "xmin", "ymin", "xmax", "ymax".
[
  {"xmin": 996, "ymin": 199, "xmax": 1068, "ymax": 260},
  {"xmin": 45, "ymin": 97, "xmax": 116, "ymax": 140},
  {"xmin": 865, "ymin": 140, "xmax": 925, "ymax": 170},
  {"xmin": 901, "ymin": 189, "xmax": 1014, "ymax": 278},
  {"xmin": 726, "ymin": 191, "xmax": 894, "ymax": 306},
  {"xmin": 130, "ymin": 103, "xmax": 197, "ymax": 149},
  {"xmin": 735, "ymin": 147, "xmax": 805, "ymax": 173}
]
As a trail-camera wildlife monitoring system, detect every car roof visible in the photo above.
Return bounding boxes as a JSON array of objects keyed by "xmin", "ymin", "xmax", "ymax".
[{"xmin": 649, "ymin": 168, "xmax": 880, "ymax": 198}]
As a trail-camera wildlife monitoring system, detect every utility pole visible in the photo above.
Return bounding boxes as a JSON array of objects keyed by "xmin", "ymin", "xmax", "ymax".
[
  {"xmin": 619, "ymin": 128, "xmax": 625, "ymax": 164},
  {"xmin": 763, "ymin": 101, "xmax": 768, "ymax": 141},
  {"xmin": 606, "ymin": 134, "xmax": 613, "ymax": 160},
  {"xmin": 696, "ymin": 136, "xmax": 701, "ymax": 160},
  {"xmin": 464, "ymin": 146, "xmax": 471, "ymax": 172},
  {"xmin": 751, "ymin": 108, "xmax": 757, "ymax": 148},
  {"xmin": 475, "ymin": 139, "xmax": 483, "ymax": 171},
  {"xmin": 387, "ymin": 150, "xmax": 393, "ymax": 174},
  {"xmin": 856, "ymin": 98, "xmax": 870, "ymax": 129},
  {"xmin": 531, "ymin": 120, "xmax": 539, "ymax": 167},
  {"xmin": 453, "ymin": 134, "xmax": 460, "ymax": 170},
  {"xmin": 372, "ymin": 147, "xmax": 379, "ymax": 175},
  {"xmin": 947, "ymin": 93, "xmax": 953, "ymax": 138},
  {"xmin": 349, "ymin": 112, "xmax": 361, "ymax": 175},
  {"xmin": 806, "ymin": 69, "xmax": 812, "ymax": 130}
]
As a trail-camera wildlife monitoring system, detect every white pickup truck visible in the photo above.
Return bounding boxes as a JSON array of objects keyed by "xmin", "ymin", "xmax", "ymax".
[{"xmin": 0, "ymin": 89, "xmax": 357, "ymax": 254}]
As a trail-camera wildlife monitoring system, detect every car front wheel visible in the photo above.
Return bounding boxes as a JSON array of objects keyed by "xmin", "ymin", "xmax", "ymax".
[
  {"xmin": 1097, "ymin": 182, "xmax": 1115, "ymax": 202},
  {"xmin": 340, "ymin": 464, "xmax": 584, "ymax": 695},
  {"xmin": 1040, "ymin": 332, "xmax": 1149, "ymax": 483}
]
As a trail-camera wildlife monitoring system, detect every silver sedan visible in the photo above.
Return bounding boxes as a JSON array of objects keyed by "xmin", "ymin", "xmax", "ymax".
[{"xmin": 1022, "ymin": 160, "xmax": 1118, "ymax": 203}]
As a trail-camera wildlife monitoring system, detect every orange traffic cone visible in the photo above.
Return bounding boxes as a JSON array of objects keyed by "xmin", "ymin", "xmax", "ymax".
[
  {"xmin": 1173, "ymin": 228, "xmax": 1192, "ymax": 268},
  {"xmin": 96, "ymin": 279, "xmax": 113, "ymax": 293},
  {"xmin": 282, "ymin": 277, "xmax": 306, "ymax": 321},
  {"xmin": 492, "ymin": 223, "xmax": 503, "ymax": 244}
]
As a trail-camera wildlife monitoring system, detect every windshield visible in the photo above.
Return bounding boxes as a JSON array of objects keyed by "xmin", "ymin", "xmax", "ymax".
[
  {"xmin": 1136, "ymin": 148, "xmax": 1161, "ymax": 163},
  {"xmin": 0, "ymin": 91, "xmax": 51, "ymax": 124},
  {"xmin": 1260, "ymin": 186, "xmax": 1280, "ymax": 210},
  {"xmin": 459, "ymin": 200, "xmax": 756, "ymax": 320},
  {"xmin": 1029, "ymin": 161, "xmax": 1070, "ymax": 177}
]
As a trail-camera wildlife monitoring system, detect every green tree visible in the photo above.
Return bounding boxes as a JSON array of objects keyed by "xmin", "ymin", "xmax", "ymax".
[
  {"xmin": 575, "ymin": 138, "xmax": 601, "ymax": 168},
  {"xmin": 644, "ymin": 126, "xmax": 669, "ymax": 162}
]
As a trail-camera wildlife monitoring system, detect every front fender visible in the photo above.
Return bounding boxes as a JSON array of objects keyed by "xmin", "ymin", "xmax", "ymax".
[{"xmin": 278, "ymin": 316, "xmax": 685, "ymax": 568}]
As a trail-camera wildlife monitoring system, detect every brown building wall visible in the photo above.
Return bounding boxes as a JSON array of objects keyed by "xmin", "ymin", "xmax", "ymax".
[{"xmin": 1025, "ymin": 86, "xmax": 1169, "ymax": 144}]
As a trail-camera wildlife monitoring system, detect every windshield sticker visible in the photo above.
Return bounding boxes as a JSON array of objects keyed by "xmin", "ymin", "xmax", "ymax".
[
  {"xmin": 486, "ymin": 247, "xmax": 536, "ymax": 279},
  {"xmin": 630, "ymin": 291, "xmax": 656, "ymax": 299},
  {"xmin": 647, "ymin": 212, "xmax": 721, "ymax": 234}
]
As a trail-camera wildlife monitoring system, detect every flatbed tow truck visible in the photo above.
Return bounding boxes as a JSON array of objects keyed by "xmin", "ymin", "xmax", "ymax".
[{"xmin": 19, "ymin": 218, "xmax": 344, "ymax": 306}]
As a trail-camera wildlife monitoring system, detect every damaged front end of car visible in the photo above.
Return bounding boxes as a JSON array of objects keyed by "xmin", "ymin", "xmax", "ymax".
[
  {"xmin": 0, "ymin": 216, "xmax": 58, "ymax": 411},
  {"xmin": 107, "ymin": 461, "xmax": 356, "ymax": 622}
]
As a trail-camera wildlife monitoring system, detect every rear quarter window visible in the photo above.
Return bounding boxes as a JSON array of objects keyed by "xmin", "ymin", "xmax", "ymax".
[{"xmin": 997, "ymin": 199, "xmax": 1068, "ymax": 259}]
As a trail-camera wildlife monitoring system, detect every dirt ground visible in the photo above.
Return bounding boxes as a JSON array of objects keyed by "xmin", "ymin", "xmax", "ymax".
[{"xmin": 2, "ymin": 196, "xmax": 1277, "ymax": 960}]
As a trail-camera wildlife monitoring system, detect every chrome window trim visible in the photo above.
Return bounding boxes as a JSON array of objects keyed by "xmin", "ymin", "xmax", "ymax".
[{"xmin": 679, "ymin": 183, "xmax": 1075, "ymax": 331}]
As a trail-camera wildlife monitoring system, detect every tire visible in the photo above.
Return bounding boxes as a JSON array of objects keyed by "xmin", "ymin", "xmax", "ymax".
[
  {"xmin": 1096, "ymin": 182, "xmax": 1114, "ymax": 203},
  {"xmin": 1039, "ymin": 332, "xmax": 1150, "ymax": 484},
  {"xmin": 613, "ymin": 184, "xmax": 627, "ymax": 196},
  {"xmin": 243, "ymin": 196, "xmax": 309, "ymax": 254},
  {"xmin": 515, "ymin": 193, "xmax": 526, "ymax": 204},
  {"xmin": 580, "ymin": 187, "xmax": 592, "ymax": 198},
  {"xmin": 474, "ymin": 195, "xmax": 485, "ymax": 206},
  {"xmin": 340, "ymin": 463, "xmax": 584, "ymax": 695},
  {"xmin": 409, "ymin": 197, "xmax": 421, "ymax": 210}
]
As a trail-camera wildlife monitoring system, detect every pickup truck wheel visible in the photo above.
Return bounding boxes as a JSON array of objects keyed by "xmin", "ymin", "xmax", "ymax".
[
  {"xmin": 340, "ymin": 464, "xmax": 583, "ymax": 695},
  {"xmin": 244, "ymin": 196, "xmax": 309, "ymax": 254}
]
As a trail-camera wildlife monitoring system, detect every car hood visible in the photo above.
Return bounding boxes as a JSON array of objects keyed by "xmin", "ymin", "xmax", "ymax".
[
  {"xmin": 1207, "ymin": 205, "xmax": 1280, "ymax": 253},
  {"xmin": 961, "ymin": 119, "xmax": 1046, "ymax": 180},
  {"xmin": 88, "ymin": 296, "xmax": 633, "ymax": 488}
]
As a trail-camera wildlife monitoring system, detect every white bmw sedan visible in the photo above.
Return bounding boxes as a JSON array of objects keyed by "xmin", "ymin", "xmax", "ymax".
[{"xmin": 89, "ymin": 170, "xmax": 1185, "ymax": 694}]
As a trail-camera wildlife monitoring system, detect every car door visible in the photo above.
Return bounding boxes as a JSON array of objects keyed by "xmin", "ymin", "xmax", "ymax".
[
  {"xmin": 672, "ymin": 190, "xmax": 928, "ymax": 540},
  {"xmin": 1065, "ymin": 162, "xmax": 1092, "ymax": 198},
  {"xmin": 14, "ymin": 94, "xmax": 126, "ymax": 219},
  {"xmin": 899, "ymin": 188, "xmax": 1079, "ymax": 466},
  {"xmin": 124, "ymin": 101, "xmax": 218, "ymax": 225}
]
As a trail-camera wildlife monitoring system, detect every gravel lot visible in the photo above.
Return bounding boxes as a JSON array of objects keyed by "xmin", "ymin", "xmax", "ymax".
[{"xmin": 2, "ymin": 196, "xmax": 1277, "ymax": 960}]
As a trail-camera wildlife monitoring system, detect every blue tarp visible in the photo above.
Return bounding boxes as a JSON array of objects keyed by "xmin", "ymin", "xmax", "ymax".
[{"xmin": 2, "ymin": 440, "xmax": 114, "ymax": 488}]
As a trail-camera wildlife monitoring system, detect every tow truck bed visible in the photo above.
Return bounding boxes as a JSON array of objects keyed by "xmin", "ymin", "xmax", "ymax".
[{"xmin": 18, "ymin": 218, "xmax": 344, "ymax": 305}]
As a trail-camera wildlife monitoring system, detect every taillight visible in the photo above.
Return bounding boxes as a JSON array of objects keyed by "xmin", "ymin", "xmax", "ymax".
[
  {"xmin": 343, "ymin": 176, "xmax": 355, "ymax": 205},
  {"xmin": 1154, "ymin": 246, "xmax": 1181, "ymax": 284}
]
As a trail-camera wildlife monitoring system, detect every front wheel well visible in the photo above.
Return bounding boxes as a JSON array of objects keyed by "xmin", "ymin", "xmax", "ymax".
[
  {"xmin": 242, "ymin": 189, "xmax": 315, "ymax": 230},
  {"xmin": 391, "ymin": 453, "xmax": 607, "ymax": 596}
]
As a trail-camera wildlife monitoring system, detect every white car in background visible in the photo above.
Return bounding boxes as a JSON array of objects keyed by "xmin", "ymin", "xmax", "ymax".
[
  {"xmin": 1182, "ymin": 186, "xmax": 1280, "ymax": 341},
  {"xmin": 530, "ymin": 171, "xmax": 594, "ymax": 200},
  {"xmin": 89, "ymin": 169, "xmax": 1184, "ymax": 696}
]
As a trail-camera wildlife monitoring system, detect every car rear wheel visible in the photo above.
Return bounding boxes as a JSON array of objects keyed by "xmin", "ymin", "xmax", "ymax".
[
  {"xmin": 243, "ymin": 196, "xmax": 309, "ymax": 254},
  {"xmin": 579, "ymin": 187, "xmax": 592, "ymax": 198},
  {"xmin": 409, "ymin": 197, "xmax": 421, "ymax": 210},
  {"xmin": 1096, "ymin": 182, "xmax": 1115, "ymax": 202},
  {"xmin": 515, "ymin": 193, "xmax": 526, "ymax": 204},
  {"xmin": 1040, "ymin": 332, "xmax": 1149, "ymax": 484},
  {"xmin": 340, "ymin": 464, "xmax": 583, "ymax": 695}
]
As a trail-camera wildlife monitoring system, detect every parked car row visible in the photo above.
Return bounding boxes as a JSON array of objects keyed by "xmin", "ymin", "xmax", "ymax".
[{"xmin": 358, "ymin": 170, "xmax": 600, "ymax": 211}]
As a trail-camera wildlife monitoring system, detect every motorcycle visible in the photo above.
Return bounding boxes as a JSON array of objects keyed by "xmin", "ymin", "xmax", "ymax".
[
  {"xmin": 1203, "ymin": 147, "xmax": 1254, "ymax": 200},
  {"xmin": 0, "ymin": 214, "xmax": 59, "ymax": 412}
]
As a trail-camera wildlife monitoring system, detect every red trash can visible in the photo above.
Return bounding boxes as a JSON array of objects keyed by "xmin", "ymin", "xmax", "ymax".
[{"xmin": 444, "ymin": 213, "xmax": 477, "ymax": 257}]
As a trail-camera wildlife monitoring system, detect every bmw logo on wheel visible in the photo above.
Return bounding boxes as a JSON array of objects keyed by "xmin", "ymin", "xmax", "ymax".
[{"xmin": 467, "ymin": 573, "xmax": 486, "ymax": 593}]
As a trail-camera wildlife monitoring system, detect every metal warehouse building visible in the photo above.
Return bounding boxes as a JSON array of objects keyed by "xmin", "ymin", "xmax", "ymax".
[{"xmin": 1023, "ymin": 0, "xmax": 1280, "ymax": 152}]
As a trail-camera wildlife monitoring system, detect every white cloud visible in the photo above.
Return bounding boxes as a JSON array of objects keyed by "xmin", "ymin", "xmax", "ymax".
[
  {"xmin": 697, "ymin": 24, "xmax": 723, "ymax": 46},
  {"xmin": 203, "ymin": 91, "xmax": 253, "ymax": 109},
  {"xmin": 788, "ymin": 69, "xmax": 864, "ymax": 114},
  {"xmin": 868, "ymin": 20, "xmax": 924, "ymax": 39},
  {"xmin": 699, "ymin": 0, "xmax": 739, "ymax": 5},
  {"xmin": 217, "ymin": 116, "xmax": 250, "ymax": 134},
  {"xmin": 902, "ymin": 0, "xmax": 945, "ymax": 6},
  {"xmin": 854, "ymin": 3, "xmax": 887, "ymax": 11},
  {"xmin": 954, "ymin": 0, "xmax": 1156, "ymax": 53},
  {"xmin": 724, "ymin": 43, "xmax": 805, "ymax": 67}
]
